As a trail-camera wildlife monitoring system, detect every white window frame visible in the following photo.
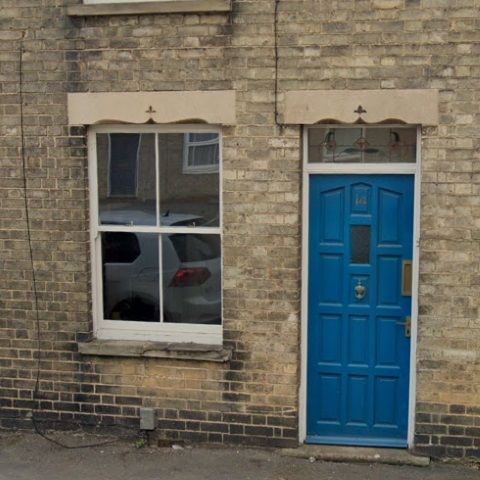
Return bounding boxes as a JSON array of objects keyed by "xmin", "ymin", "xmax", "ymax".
[
  {"xmin": 182, "ymin": 133, "xmax": 220, "ymax": 175},
  {"xmin": 107, "ymin": 132, "xmax": 140, "ymax": 198},
  {"xmin": 88, "ymin": 124, "xmax": 223, "ymax": 345}
]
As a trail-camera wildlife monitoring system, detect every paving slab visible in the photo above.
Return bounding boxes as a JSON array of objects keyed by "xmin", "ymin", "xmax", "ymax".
[{"xmin": 0, "ymin": 431, "xmax": 478, "ymax": 480}]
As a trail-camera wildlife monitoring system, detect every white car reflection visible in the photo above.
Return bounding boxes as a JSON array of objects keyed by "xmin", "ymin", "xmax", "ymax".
[{"xmin": 100, "ymin": 209, "xmax": 221, "ymax": 324}]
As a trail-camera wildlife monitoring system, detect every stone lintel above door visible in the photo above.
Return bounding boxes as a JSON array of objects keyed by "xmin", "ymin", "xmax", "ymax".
[{"xmin": 284, "ymin": 89, "xmax": 439, "ymax": 126}]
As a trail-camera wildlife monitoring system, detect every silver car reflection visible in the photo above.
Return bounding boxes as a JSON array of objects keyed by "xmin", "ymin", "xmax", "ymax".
[{"xmin": 100, "ymin": 209, "xmax": 221, "ymax": 324}]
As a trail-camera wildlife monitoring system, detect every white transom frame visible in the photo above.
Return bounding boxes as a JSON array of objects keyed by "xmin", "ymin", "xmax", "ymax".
[
  {"xmin": 299, "ymin": 124, "xmax": 422, "ymax": 448},
  {"xmin": 88, "ymin": 124, "xmax": 223, "ymax": 345}
]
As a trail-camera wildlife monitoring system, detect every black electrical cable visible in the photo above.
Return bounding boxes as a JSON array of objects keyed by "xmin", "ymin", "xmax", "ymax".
[
  {"xmin": 19, "ymin": 32, "xmax": 116, "ymax": 451},
  {"xmin": 18, "ymin": 32, "xmax": 42, "ymax": 407}
]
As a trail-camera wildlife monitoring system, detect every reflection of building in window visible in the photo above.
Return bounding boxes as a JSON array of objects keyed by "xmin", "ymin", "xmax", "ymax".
[
  {"xmin": 108, "ymin": 133, "xmax": 140, "ymax": 197},
  {"xmin": 183, "ymin": 133, "xmax": 219, "ymax": 174}
]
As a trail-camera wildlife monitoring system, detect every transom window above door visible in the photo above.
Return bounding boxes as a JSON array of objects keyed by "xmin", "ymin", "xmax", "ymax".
[{"xmin": 308, "ymin": 127, "xmax": 417, "ymax": 164}]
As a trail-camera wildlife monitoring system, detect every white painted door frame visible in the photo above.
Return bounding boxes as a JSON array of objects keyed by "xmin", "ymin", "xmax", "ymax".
[{"xmin": 299, "ymin": 125, "xmax": 422, "ymax": 448}]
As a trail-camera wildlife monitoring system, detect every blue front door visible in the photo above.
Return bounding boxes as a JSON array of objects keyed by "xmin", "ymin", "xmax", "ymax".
[{"xmin": 307, "ymin": 175, "xmax": 414, "ymax": 447}]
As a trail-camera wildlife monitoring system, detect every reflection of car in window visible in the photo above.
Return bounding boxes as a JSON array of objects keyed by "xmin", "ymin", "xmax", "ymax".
[
  {"xmin": 103, "ymin": 232, "xmax": 140, "ymax": 263},
  {"xmin": 100, "ymin": 209, "xmax": 221, "ymax": 325}
]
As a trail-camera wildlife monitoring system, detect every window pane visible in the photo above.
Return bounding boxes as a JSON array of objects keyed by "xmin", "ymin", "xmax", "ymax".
[
  {"xmin": 159, "ymin": 133, "xmax": 219, "ymax": 227},
  {"xmin": 102, "ymin": 232, "xmax": 160, "ymax": 322},
  {"xmin": 188, "ymin": 144, "xmax": 219, "ymax": 167},
  {"xmin": 109, "ymin": 134, "xmax": 138, "ymax": 196},
  {"xmin": 188, "ymin": 133, "xmax": 218, "ymax": 143},
  {"xmin": 162, "ymin": 234, "xmax": 221, "ymax": 325},
  {"xmin": 308, "ymin": 127, "xmax": 416, "ymax": 163},
  {"xmin": 351, "ymin": 226, "xmax": 370, "ymax": 264},
  {"xmin": 102, "ymin": 232, "xmax": 140, "ymax": 263},
  {"xmin": 97, "ymin": 133, "xmax": 156, "ymax": 226}
]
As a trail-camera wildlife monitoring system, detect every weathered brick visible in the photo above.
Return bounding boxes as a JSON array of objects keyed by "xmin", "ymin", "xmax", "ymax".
[{"xmin": 0, "ymin": 0, "xmax": 479, "ymax": 460}]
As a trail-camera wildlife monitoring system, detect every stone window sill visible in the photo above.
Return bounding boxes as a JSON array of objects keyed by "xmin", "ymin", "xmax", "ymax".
[
  {"xmin": 66, "ymin": 0, "xmax": 231, "ymax": 16},
  {"xmin": 78, "ymin": 339, "xmax": 232, "ymax": 363}
]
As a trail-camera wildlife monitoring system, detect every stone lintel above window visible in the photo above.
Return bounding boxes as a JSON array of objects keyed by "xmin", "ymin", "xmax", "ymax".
[
  {"xmin": 67, "ymin": 91, "xmax": 236, "ymax": 126},
  {"xmin": 67, "ymin": 0, "xmax": 231, "ymax": 17}
]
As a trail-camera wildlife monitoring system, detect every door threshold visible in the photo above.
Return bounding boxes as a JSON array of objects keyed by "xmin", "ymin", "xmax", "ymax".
[
  {"xmin": 305, "ymin": 435, "xmax": 407, "ymax": 448},
  {"xmin": 281, "ymin": 444, "xmax": 430, "ymax": 467}
]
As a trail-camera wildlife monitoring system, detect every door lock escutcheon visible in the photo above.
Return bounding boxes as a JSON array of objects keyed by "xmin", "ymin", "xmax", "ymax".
[{"xmin": 396, "ymin": 316, "xmax": 411, "ymax": 338}]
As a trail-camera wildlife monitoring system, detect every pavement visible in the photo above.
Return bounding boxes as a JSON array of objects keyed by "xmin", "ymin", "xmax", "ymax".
[{"xmin": 0, "ymin": 431, "xmax": 479, "ymax": 480}]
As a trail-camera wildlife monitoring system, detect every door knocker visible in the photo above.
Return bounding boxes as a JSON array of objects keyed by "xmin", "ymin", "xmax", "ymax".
[{"xmin": 354, "ymin": 280, "xmax": 366, "ymax": 300}]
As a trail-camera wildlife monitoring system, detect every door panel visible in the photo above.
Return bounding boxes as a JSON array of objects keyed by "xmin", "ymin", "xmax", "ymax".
[{"xmin": 307, "ymin": 175, "xmax": 413, "ymax": 447}]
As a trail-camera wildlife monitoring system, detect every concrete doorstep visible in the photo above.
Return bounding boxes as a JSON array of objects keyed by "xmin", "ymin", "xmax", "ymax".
[{"xmin": 281, "ymin": 445, "xmax": 430, "ymax": 467}]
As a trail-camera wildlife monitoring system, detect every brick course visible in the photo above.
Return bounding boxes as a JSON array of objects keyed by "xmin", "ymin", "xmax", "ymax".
[{"xmin": 1, "ymin": 0, "xmax": 480, "ymax": 458}]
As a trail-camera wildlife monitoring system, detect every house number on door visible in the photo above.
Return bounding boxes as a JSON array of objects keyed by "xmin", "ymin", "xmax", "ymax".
[{"xmin": 355, "ymin": 194, "xmax": 367, "ymax": 206}]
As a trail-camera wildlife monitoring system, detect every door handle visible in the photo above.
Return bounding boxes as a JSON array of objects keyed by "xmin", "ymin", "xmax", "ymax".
[{"xmin": 396, "ymin": 316, "xmax": 411, "ymax": 338}]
